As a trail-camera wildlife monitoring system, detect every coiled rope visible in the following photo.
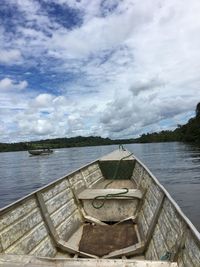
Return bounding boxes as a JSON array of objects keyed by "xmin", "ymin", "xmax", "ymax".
[{"xmin": 91, "ymin": 188, "xmax": 131, "ymax": 209}]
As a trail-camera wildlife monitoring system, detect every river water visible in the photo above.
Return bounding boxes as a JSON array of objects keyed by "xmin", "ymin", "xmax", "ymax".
[{"xmin": 0, "ymin": 142, "xmax": 199, "ymax": 231}]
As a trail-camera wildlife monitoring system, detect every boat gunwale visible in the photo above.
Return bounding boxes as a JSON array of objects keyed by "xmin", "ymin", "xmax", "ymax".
[
  {"xmin": 0, "ymin": 253, "xmax": 179, "ymax": 266},
  {"xmin": 0, "ymin": 149, "xmax": 199, "ymax": 246},
  {"xmin": 133, "ymin": 152, "xmax": 200, "ymax": 244}
]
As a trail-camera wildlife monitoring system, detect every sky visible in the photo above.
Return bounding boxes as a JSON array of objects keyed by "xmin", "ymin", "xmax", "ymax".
[{"xmin": 0, "ymin": 0, "xmax": 200, "ymax": 143}]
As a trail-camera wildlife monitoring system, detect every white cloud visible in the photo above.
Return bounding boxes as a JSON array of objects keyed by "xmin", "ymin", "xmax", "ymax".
[
  {"xmin": 34, "ymin": 94, "xmax": 54, "ymax": 108},
  {"xmin": 0, "ymin": 49, "xmax": 22, "ymax": 64},
  {"xmin": 129, "ymin": 79, "xmax": 164, "ymax": 96},
  {"xmin": 100, "ymin": 91, "xmax": 199, "ymax": 139},
  {"xmin": 0, "ymin": 78, "xmax": 28, "ymax": 91},
  {"xmin": 20, "ymin": 118, "xmax": 54, "ymax": 136}
]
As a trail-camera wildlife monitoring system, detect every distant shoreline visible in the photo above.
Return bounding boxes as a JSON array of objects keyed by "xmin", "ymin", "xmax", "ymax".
[
  {"xmin": 0, "ymin": 138, "xmax": 197, "ymax": 153},
  {"xmin": 0, "ymin": 136, "xmax": 136, "ymax": 153},
  {"xmin": 1, "ymin": 102, "xmax": 200, "ymax": 153}
]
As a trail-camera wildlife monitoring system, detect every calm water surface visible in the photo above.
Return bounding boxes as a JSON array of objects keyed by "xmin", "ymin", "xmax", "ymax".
[{"xmin": 0, "ymin": 142, "xmax": 199, "ymax": 231}]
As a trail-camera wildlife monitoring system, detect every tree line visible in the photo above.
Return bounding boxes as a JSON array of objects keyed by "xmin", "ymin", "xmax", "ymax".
[
  {"xmin": 0, "ymin": 103, "xmax": 200, "ymax": 152},
  {"xmin": 136, "ymin": 102, "xmax": 200, "ymax": 143},
  {"xmin": 0, "ymin": 136, "xmax": 135, "ymax": 153}
]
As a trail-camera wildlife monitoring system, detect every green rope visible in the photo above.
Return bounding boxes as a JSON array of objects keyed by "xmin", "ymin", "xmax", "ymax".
[
  {"xmin": 92, "ymin": 188, "xmax": 134, "ymax": 209},
  {"xmin": 104, "ymin": 180, "xmax": 114, "ymax": 189},
  {"xmin": 103, "ymin": 151, "xmax": 133, "ymax": 189},
  {"xmin": 112, "ymin": 152, "xmax": 133, "ymax": 179}
]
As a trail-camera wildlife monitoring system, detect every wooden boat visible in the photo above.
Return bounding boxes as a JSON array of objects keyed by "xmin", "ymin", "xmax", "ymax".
[
  {"xmin": 0, "ymin": 148, "xmax": 199, "ymax": 267},
  {"xmin": 28, "ymin": 148, "xmax": 53, "ymax": 156}
]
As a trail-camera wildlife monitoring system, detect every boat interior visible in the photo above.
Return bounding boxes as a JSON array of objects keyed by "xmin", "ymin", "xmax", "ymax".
[{"xmin": 0, "ymin": 149, "xmax": 199, "ymax": 267}]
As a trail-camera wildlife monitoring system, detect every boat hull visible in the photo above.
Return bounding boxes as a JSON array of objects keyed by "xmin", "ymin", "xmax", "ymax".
[
  {"xmin": 0, "ymin": 149, "xmax": 199, "ymax": 266},
  {"xmin": 28, "ymin": 149, "xmax": 53, "ymax": 155}
]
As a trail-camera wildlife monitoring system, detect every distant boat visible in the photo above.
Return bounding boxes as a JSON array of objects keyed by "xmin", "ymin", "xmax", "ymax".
[{"xmin": 28, "ymin": 148, "xmax": 53, "ymax": 156}]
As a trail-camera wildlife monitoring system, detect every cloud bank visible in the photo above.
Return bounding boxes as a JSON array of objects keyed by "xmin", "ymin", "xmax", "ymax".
[{"xmin": 0, "ymin": 0, "xmax": 199, "ymax": 142}]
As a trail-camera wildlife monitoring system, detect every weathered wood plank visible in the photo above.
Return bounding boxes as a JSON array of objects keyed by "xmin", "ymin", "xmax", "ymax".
[
  {"xmin": 131, "ymin": 162, "xmax": 144, "ymax": 186},
  {"xmin": 81, "ymin": 163, "xmax": 99, "ymax": 177},
  {"xmin": 137, "ymin": 211, "xmax": 148, "ymax": 239},
  {"xmin": 68, "ymin": 172, "xmax": 84, "ymax": 185},
  {"xmin": 144, "ymin": 192, "xmax": 165, "ymax": 250},
  {"xmin": 163, "ymin": 199, "xmax": 187, "ymax": 234},
  {"xmin": 145, "ymin": 189, "xmax": 159, "ymax": 209},
  {"xmin": 45, "ymin": 189, "xmax": 73, "ymax": 215},
  {"xmin": 150, "ymin": 183, "xmax": 163, "ymax": 199},
  {"xmin": 135, "ymin": 225, "xmax": 141, "ymax": 244},
  {"xmin": 57, "ymin": 210, "xmax": 82, "ymax": 240},
  {"xmin": 184, "ymin": 231, "xmax": 200, "ymax": 266},
  {"xmin": 88, "ymin": 163, "xmax": 100, "ymax": 171},
  {"xmin": 151, "ymin": 224, "xmax": 169, "ymax": 260},
  {"xmin": 83, "ymin": 215, "xmax": 108, "ymax": 226},
  {"xmin": 0, "ymin": 254, "xmax": 179, "ymax": 266},
  {"xmin": 57, "ymin": 239, "xmax": 97, "ymax": 259},
  {"xmin": 78, "ymin": 189, "xmax": 142, "ymax": 199},
  {"xmin": 36, "ymin": 192, "xmax": 85, "ymax": 258},
  {"xmin": 82, "ymin": 199, "xmax": 138, "ymax": 221},
  {"xmin": 5, "ymin": 223, "xmax": 47, "ymax": 255},
  {"xmin": 145, "ymin": 239, "xmax": 159, "ymax": 260},
  {"xmin": 159, "ymin": 207, "xmax": 185, "ymax": 237},
  {"xmin": 0, "ymin": 239, "xmax": 3, "ymax": 253},
  {"xmin": 103, "ymin": 242, "xmax": 145, "ymax": 258},
  {"xmin": 177, "ymin": 248, "xmax": 196, "ymax": 267},
  {"xmin": 140, "ymin": 172, "xmax": 152, "ymax": 191},
  {"xmin": 36, "ymin": 192, "xmax": 59, "ymax": 242},
  {"xmin": 50, "ymin": 199, "xmax": 77, "ymax": 228},
  {"xmin": 0, "ymin": 208, "xmax": 43, "ymax": 250},
  {"xmin": 0, "ymin": 198, "xmax": 37, "ymax": 231},
  {"xmin": 29, "ymin": 236, "xmax": 57, "ymax": 257},
  {"xmin": 156, "ymin": 209, "xmax": 185, "ymax": 257},
  {"xmin": 85, "ymin": 170, "xmax": 103, "ymax": 186},
  {"xmin": 142, "ymin": 199, "xmax": 154, "ymax": 226},
  {"xmin": 42, "ymin": 180, "xmax": 69, "ymax": 202},
  {"xmin": 100, "ymin": 150, "xmax": 134, "ymax": 161},
  {"xmin": 89, "ymin": 177, "xmax": 104, "ymax": 188},
  {"xmin": 71, "ymin": 180, "xmax": 86, "ymax": 194}
]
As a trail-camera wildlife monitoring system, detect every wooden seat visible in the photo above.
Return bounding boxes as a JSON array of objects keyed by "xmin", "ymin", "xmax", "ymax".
[
  {"xmin": 93, "ymin": 179, "xmax": 137, "ymax": 189},
  {"xmin": 78, "ymin": 189, "xmax": 142, "ymax": 200}
]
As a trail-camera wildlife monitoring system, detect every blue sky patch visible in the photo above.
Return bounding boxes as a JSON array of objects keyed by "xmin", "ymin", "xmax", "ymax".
[{"xmin": 39, "ymin": 1, "xmax": 83, "ymax": 29}]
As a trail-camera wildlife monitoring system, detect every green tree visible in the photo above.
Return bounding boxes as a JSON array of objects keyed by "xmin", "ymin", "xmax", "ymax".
[{"xmin": 196, "ymin": 102, "xmax": 200, "ymax": 118}]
